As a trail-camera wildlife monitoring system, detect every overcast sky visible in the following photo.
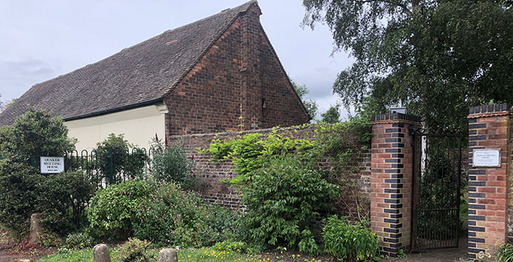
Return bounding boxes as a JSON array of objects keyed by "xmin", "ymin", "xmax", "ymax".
[{"xmin": 0, "ymin": 0, "xmax": 354, "ymax": 119}]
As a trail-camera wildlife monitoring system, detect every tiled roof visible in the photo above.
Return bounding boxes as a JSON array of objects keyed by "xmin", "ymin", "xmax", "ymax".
[{"xmin": 0, "ymin": 1, "xmax": 257, "ymax": 125}]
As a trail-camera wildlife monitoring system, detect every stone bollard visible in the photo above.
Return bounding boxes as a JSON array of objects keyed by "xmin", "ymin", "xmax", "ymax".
[
  {"xmin": 29, "ymin": 213, "xmax": 41, "ymax": 244},
  {"xmin": 93, "ymin": 244, "xmax": 111, "ymax": 262},
  {"xmin": 159, "ymin": 248, "xmax": 178, "ymax": 262}
]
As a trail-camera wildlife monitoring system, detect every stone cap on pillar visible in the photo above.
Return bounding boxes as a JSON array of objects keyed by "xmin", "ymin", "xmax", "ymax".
[
  {"xmin": 372, "ymin": 112, "xmax": 421, "ymax": 123},
  {"xmin": 469, "ymin": 103, "xmax": 509, "ymax": 116}
]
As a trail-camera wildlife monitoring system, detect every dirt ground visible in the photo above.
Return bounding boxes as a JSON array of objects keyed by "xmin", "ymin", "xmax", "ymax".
[{"xmin": 0, "ymin": 229, "xmax": 54, "ymax": 262}]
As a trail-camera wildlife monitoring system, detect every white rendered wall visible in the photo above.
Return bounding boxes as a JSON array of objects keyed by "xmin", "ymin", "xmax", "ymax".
[{"xmin": 65, "ymin": 104, "xmax": 168, "ymax": 151}]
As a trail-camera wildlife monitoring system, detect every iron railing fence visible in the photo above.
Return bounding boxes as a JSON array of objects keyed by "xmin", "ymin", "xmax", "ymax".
[{"xmin": 64, "ymin": 147, "xmax": 159, "ymax": 190}]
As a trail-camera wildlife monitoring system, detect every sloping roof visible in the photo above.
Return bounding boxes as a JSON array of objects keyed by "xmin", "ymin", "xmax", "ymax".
[{"xmin": 0, "ymin": 1, "xmax": 257, "ymax": 126}]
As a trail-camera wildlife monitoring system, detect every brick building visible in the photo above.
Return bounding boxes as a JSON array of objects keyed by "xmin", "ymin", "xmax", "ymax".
[{"xmin": 0, "ymin": 1, "xmax": 310, "ymax": 149}]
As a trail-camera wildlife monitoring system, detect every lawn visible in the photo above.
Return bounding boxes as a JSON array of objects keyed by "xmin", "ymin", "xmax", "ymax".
[{"xmin": 40, "ymin": 246, "xmax": 331, "ymax": 262}]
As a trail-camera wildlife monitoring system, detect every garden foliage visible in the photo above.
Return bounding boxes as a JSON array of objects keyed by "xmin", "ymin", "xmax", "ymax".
[
  {"xmin": 242, "ymin": 155, "xmax": 338, "ymax": 254},
  {"xmin": 313, "ymin": 120, "xmax": 372, "ymax": 221},
  {"xmin": 87, "ymin": 180, "xmax": 152, "ymax": 240},
  {"xmin": 150, "ymin": 139, "xmax": 195, "ymax": 188},
  {"xmin": 118, "ymin": 237, "xmax": 153, "ymax": 262},
  {"xmin": 322, "ymin": 215, "xmax": 379, "ymax": 261},
  {"xmin": 37, "ymin": 171, "xmax": 94, "ymax": 236},
  {"xmin": 133, "ymin": 182, "xmax": 237, "ymax": 247},
  {"xmin": 95, "ymin": 134, "xmax": 148, "ymax": 182},
  {"xmin": 0, "ymin": 162, "xmax": 40, "ymax": 237},
  {"xmin": 498, "ymin": 242, "xmax": 513, "ymax": 262},
  {"xmin": 0, "ymin": 108, "xmax": 75, "ymax": 163},
  {"xmin": 65, "ymin": 232, "xmax": 94, "ymax": 250},
  {"xmin": 0, "ymin": 106, "xmax": 377, "ymax": 260}
]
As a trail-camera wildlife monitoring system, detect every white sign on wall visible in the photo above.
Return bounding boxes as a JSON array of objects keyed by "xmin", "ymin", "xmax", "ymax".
[
  {"xmin": 473, "ymin": 149, "xmax": 501, "ymax": 167},
  {"xmin": 40, "ymin": 156, "xmax": 65, "ymax": 174}
]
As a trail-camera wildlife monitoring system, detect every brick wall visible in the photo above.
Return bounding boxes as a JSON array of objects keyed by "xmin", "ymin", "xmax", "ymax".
[
  {"xmin": 164, "ymin": 3, "xmax": 309, "ymax": 136},
  {"xmin": 467, "ymin": 104, "xmax": 509, "ymax": 259},
  {"xmin": 170, "ymin": 124, "xmax": 371, "ymax": 215},
  {"xmin": 371, "ymin": 113, "xmax": 420, "ymax": 256}
]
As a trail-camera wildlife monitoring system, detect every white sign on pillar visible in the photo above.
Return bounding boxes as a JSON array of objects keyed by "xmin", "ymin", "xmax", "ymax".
[{"xmin": 472, "ymin": 149, "xmax": 501, "ymax": 168}]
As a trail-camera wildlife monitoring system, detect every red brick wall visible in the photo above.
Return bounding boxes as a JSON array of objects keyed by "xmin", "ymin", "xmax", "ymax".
[
  {"xmin": 467, "ymin": 104, "xmax": 509, "ymax": 259},
  {"xmin": 371, "ymin": 114, "xmax": 420, "ymax": 256},
  {"xmin": 164, "ymin": 4, "xmax": 309, "ymax": 137},
  {"xmin": 170, "ymin": 124, "xmax": 371, "ymax": 213}
]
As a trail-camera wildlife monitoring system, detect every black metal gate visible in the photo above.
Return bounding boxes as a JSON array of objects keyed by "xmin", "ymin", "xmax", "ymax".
[{"xmin": 411, "ymin": 131, "xmax": 462, "ymax": 251}]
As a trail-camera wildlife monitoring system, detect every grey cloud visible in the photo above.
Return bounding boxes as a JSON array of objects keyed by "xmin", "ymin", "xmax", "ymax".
[{"xmin": 0, "ymin": 59, "xmax": 58, "ymax": 100}]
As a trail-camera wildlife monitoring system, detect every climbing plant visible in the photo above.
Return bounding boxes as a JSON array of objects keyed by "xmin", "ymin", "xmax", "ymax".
[
  {"xmin": 201, "ymin": 117, "xmax": 372, "ymax": 252},
  {"xmin": 202, "ymin": 128, "xmax": 313, "ymax": 185}
]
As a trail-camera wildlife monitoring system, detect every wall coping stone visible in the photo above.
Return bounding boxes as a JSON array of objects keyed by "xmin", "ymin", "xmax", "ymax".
[
  {"xmin": 468, "ymin": 103, "xmax": 509, "ymax": 116},
  {"xmin": 372, "ymin": 113, "xmax": 421, "ymax": 123},
  {"xmin": 168, "ymin": 124, "xmax": 312, "ymax": 140}
]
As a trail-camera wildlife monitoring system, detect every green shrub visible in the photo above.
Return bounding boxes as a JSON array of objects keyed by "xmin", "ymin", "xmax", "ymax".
[
  {"xmin": 150, "ymin": 140, "xmax": 194, "ymax": 188},
  {"xmin": 0, "ymin": 162, "xmax": 40, "ymax": 238},
  {"xmin": 118, "ymin": 237, "xmax": 153, "ymax": 262},
  {"xmin": 88, "ymin": 180, "xmax": 152, "ymax": 240},
  {"xmin": 201, "ymin": 204, "xmax": 240, "ymax": 245},
  {"xmin": 322, "ymin": 215, "xmax": 379, "ymax": 261},
  {"xmin": 498, "ymin": 243, "xmax": 513, "ymax": 262},
  {"xmin": 96, "ymin": 134, "xmax": 148, "ymax": 183},
  {"xmin": 37, "ymin": 171, "xmax": 94, "ymax": 236},
  {"xmin": 65, "ymin": 232, "xmax": 94, "ymax": 249},
  {"xmin": 133, "ymin": 183, "xmax": 237, "ymax": 248},
  {"xmin": 241, "ymin": 155, "xmax": 338, "ymax": 254}
]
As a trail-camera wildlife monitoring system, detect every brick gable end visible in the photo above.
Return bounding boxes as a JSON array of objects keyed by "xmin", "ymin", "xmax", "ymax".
[{"xmin": 164, "ymin": 4, "xmax": 309, "ymax": 136}]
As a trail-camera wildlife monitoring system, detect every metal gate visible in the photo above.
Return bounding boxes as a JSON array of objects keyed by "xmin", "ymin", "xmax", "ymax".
[{"xmin": 410, "ymin": 131, "xmax": 462, "ymax": 251}]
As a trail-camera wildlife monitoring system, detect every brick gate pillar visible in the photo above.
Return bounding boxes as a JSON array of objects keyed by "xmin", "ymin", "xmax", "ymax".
[
  {"xmin": 371, "ymin": 113, "xmax": 421, "ymax": 256},
  {"xmin": 467, "ymin": 104, "xmax": 509, "ymax": 259}
]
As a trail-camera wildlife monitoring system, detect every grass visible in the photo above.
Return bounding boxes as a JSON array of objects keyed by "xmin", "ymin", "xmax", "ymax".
[
  {"xmin": 40, "ymin": 248, "xmax": 120, "ymax": 262},
  {"xmin": 40, "ymin": 247, "xmax": 259, "ymax": 262},
  {"xmin": 177, "ymin": 247, "xmax": 259, "ymax": 261},
  {"xmin": 40, "ymin": 246, "xmax": 331, "ymax": 262}
]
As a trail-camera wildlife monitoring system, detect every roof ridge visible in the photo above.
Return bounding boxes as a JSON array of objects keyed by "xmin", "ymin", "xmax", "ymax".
[
  {"xmin": 160, "ymin": 0, "xmax": 259, "ymax": 97},
  {"xmin": 160, "ymin": 1, "xmax": 255, "ymax": 38}
]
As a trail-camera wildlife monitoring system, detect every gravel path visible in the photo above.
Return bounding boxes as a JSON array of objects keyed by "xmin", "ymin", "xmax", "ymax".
[
  {"xmin": 0, "ymin": 253, "xmax": 40, "ymax": 262},
  {"xmin": 382, "ymin": 237, "xmax": 469, "ymax": 262}
]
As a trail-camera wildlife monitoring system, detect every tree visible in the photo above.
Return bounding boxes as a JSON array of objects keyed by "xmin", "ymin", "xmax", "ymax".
[
  {"xmin": 0, "ymin": 108, "xmax": 76, "ymax": 237},
  {"xmin": 321, "ymin": 104, "xmax": 341, "ymax": 123},
  {"xmin": 303, "ymin": 0, "xmax": 513, "ymax": 133},
  {"xmin": 0, "ymin": 93, "xmax": 12, "ymax": 113},
  {"xmin": 291, "ymin": 80, "xmax": 318, "ymax": 120},
  {"xmin": 1, "ymin": 108, "xmax": 75, "ymax": 163}
]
